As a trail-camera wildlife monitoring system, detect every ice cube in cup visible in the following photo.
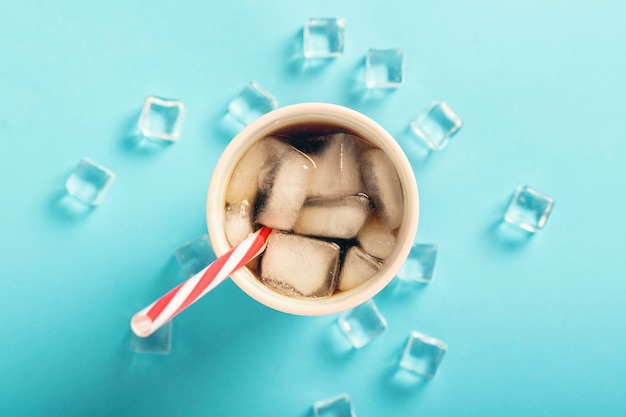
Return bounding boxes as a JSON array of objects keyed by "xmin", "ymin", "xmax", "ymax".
[
  {"xmin": 337, "ymin": 247, "xmax": 382, "ymax": 292},
  {"xmin": 224, "ymin": 200, "xmax": 254, "ymax": 246},
  {"xmin": 260, "ymin": 232, "xmax": 340, "ymax": 298},
  {"xmin": 225, "ymin": 137, "xmax": 292, "ymax": 205},
  {"xmin": 360, "ymin": 149, "xmax": 403, "ymax": 230},
  {"xmin": 256, "ymin": 145, "xmax": 314, "ymax": 231},
  {"xmin": 307, "ymin": 133, "xmax": 363, "ymax": 198},
  {"xmin": 357, "ymin": 216, "xmax": 396, "ymax": 260},
  {"xmin": 293, "ymin": 194, "xmax": 371, "ymax": 239}
]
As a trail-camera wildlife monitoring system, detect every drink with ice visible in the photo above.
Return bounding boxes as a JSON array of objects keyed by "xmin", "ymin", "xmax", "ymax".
[
  {"xmin": 207, "ymin": 103, "xmax": 419, "ymax": 316},
  {"xmin": 223, "ymin": 124, "xmax": 404, "ymax": 298}
]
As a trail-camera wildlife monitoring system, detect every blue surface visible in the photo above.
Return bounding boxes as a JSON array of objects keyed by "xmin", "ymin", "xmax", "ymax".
[{"xmin": 1, "ymin": 1, "xmax": 626, "ymax": 416}]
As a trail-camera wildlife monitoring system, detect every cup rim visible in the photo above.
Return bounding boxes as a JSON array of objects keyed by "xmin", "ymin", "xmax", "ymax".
[{"xmin": 207, "ymin": 103, "xmax": 419, "ymax": 316}]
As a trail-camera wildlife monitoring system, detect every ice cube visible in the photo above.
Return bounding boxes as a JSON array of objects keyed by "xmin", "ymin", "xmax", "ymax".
[
  {"xmin": 224, "ymin": 200, "xmax": 254, "ymax": 246},
  {"xmin": 138, "ymin": 96, "xmax": 185, "ymax": 142},
  {"xmin": 400, "ymin": 331, "xmax": 447, "ymax": 378},
  {"xmin": 228, "ymin": 81, "xmax": 278, "ymax": 126},
  {"xmin": 337, "ymin": 247, "xmax": 382, "ymax": 292},
  {"xmin": 504, "ymin": 186, "xmax": 555, "ymax": 232},
  {"xmin": 225, "ymin": 136, "xmax": 292, "ymax": 204},
  {"xmin": 312, "ymin": 393, "xmax": 355, "ymax": 417},
  {"xmin": 365, "ymin": 48, "xmax": 404, "ymax": 89},
  {"xmin": 357, "ymin": 216, "xmax": 396, "ymax": 260},
  {"xmin": 360, "ymin": 149, "xmax": 403, "ymax": 230},
  {"xmin": 338, "ymin": 299, "xmax": 387, "ymax": 348},
  {"xmin": 293, "ymin": 195, "xmax": 371, "ymax": 239},
  {"xmin": 397, "ymin": 243, "xmax": 437, "ymax": 284},
  {"xmin": 65, "ymin": 157, "xmax": 116, "ymax": 206},
  {"xmin": 260, "ymin": 232, "xmax": 340, "ymax": 298},
  {"xmin": 303, "ymin": 18, "xmax": 346, "ymax": 59},
  {"xmin": 256, "ymin": 147, "xmax": 314, "ymax": 231},
  {"xmin": 307, "ymin": 133, "xmax": 363, "ymax": 198},
  {"xmin": 174, "ymin": 235, "xmax": 216, "ymax": 278},
  {"xmin": 410, "ymin": 101, "xmax": 462, "ymax": 151}
]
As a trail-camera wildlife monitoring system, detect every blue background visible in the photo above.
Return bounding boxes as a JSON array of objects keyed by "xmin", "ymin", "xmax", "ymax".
[{"xmin": 1, "ymin": 1, "xmax": 625, "ymax": 416}]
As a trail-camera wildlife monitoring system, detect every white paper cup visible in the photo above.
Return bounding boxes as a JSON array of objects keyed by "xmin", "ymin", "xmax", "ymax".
[{"xmin": 207, "ymin": 103, "xmax": 419, "ymax": 316}]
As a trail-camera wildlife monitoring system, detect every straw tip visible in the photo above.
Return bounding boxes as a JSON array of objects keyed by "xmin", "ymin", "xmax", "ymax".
[{"xmin": 131, "ymin": 314, "xmax": 154, "ymax": 338}]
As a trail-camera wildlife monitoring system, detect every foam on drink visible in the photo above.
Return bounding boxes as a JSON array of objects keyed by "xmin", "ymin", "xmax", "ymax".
[{"xmin": 223, "ymin": 123, "xmax": 404, "ymax": 297}]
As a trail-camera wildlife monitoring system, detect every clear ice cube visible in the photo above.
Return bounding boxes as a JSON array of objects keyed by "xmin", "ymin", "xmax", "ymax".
[
  {"xmin": 260, "ymin": 232, "xmax": 339, "ymax": 298},
  {"xmin": 360, "ymin": 149, "xmax": 403, "ymax": 230},
  {"xmin": 130, "ymin": 321, "xmax": 172, "ymax": 354},
  {"xmin": 256, "ymin": 146, "xmax": 314, "ymax": 231},
  {"xmin": 138, "ymin": 96, "xmax": 185, "ymax": 142},
  {"xmin": 174, "ymin": 235, "xmax": 216, "ymax": 278},
  {"xmin": 400, "ymin": 331, "xmax": 447, "ymax": 378},
  {"xmin": 303, "ymin": 18, "xmax": 346, "ymax": 59},
  {"xmin": 225, "ymin": 200, "xmax": 254, "ymax": 246},
  {"xmin": 337, "ymin": 247, "xmax": 382, "ymax": 292},
  {"xmin": 65, "ymin": 157, "xmax": 116, "ymax": 206},
  {"xmin": 228, "ymin": 81, "xmax": 278, "ymax": 126},
  {"xmin": 357, "ymin": 216, "xmax": 396, "ymax": 260},
  {"xmin": 504, "ymin": 186, "xmax": 555, "ymax": 232},
  {"xmin": 396, "ymin": 243, "xmax": 437, "ymax": 284},
  {"xmin": 338, "ymin": 299, "xmax": 387, "ymax": 348},
  {"xmin": 313, "ymin": 394, "xmax": 356, "ymax": 417},
  {"xmin": 365, "ymin": 48, "xmax": 404, "ymax": 89},
  {"xmin": 307, "ymin": 133, "xmax": 363, "ymax": 198},
  {"xmin": 410, "ymin": 101, "xmax": 462, "ymax": 150},
  {"xmin": 293, "ymin": 195, "xmax": 371, "ymax": 239}
]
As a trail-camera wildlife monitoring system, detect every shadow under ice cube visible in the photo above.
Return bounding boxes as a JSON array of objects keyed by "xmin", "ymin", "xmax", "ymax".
[
  {"xmin": 260, "ymin": 232, "xmax": 339, "ymax": 298},
  {"xmin": 337, "ymin": 299, "xmax": 387, "ymax": 348},
  {"xmin": 400, "ymin": 331, "xmax": 447, "ymax": 378},
  {"xmin": 65, "ymin": 157, "xmax": 115, "ymax": 206},
  {"xmin": 504, "ymin": 185, "xmax": 554, "ymax": 232},
  {"xmin": 313, "ymin": 393, "xmax": 356, "ymax": 417}
]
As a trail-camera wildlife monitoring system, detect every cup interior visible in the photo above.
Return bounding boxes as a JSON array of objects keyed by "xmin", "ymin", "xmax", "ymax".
[{"xmin": 207, "ymin": 103, "xmax": 419, "ymax": 316}]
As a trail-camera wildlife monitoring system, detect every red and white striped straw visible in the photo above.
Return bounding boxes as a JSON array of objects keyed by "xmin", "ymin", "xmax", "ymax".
[{"xmin": 131, "ymin": 226, "xmax": 273, "ymax": 337}]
